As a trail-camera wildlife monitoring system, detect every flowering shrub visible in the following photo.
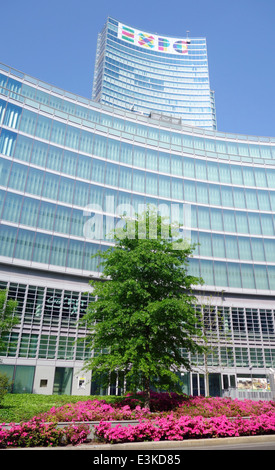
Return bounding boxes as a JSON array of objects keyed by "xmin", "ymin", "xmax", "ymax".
[
  {"xmin": 0, "ymin": 417, "xmax": 90, "ymax": 448},
  {"xmin": 95, "ymin": 412, "xmax": 275, "ymax": 444},
  {"xmin": 1, "ymin": 393, "xmax": 275, "ymax": 447}
]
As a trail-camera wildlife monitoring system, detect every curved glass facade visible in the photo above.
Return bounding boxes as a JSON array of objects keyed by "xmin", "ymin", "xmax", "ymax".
[
  {"xmin": 0, "ymin": 58, "xmax": 275, "ymax": 396},
  {"xmin": 92, "ymin": 18, "xmax": 217, "ymax": 130}
]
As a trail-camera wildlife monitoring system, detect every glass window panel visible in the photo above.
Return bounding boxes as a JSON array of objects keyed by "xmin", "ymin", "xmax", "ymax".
[
  {"xmin": 70, "ymin": 208, "xmax": 84, "ymax": 237},
  {"xmin": 221, "ymin": 186, "xmax": 233, "ymax": 207},
  {"xmin": 200, "ymin": 259, "xmax": 214, "ymax": 285},
  {"xmin": 31, "ymin": 140, "xmax": 48, "ymax": 167},
  {"xmin": 210, "ymin": 208, "xmax": 223, "ymax": 231},
  {"xmin": 62, "ymin": 150, "xmax": 78, "ymax": 176},
  {"xmin": 50, "ymin": 121, "xmax": 66, "ymax": 146},
  {"xmin": 2, "ymin": 192, "xmax": 22, "ymax": 223},
  {"xmin": 66, "ymin": 239, "xmax": 83, "ymax": 270},
  {"xmin": 227, "ymin": 142, "xmax": 238, "ymax": 155},
  {"xmin": 212, "ymin": 233, "xmax": 226, "ymax": 258},
  {"xmin": 79, "ymin": 130, "xmax": 94, "ymax": 154},
  {"xmin": 223, "ymin": 210, "xmax": 236, "ymax": 232},
  {"xmin": 257, "ymin": 191, "xmax": 271, "ymax": 211},
  {"xmin": 238, "ymin": 143, "xmax": 249, "ymax": 156},
  {"xmin": 74, "ymin": 181, "xmax": 90, "ymax": 206},
  {"xmin": 183, "ymin": 180, "xmax": 196, "ymax": 202},
  {"xmin": 105, "ymin": 162, "xmax": 119, "ymax": 187},
  {"xmin": 77, "ymin": 154, "xmax": 92, "ymax": 180},
  {"xmin": 171, "ymin": 178, "xmax": 183, "ymax": 200},
  {"xmin": 42, "ymin": 173, "xmax": 59, "ymax": 200},
  {"xmin": 14, "ymin": 134, "xmax": 33, "ymax": 163},
  {"xmin": 209, "ymin": 184, "xmax": 221, "ymax": 205},
  {"xmin": 231, "ymin": 166, "xmax": 243, "ymax": 185},
  {"xmin": 133, "ymin": 146, "xmax": 145, "ymax": 167},
  {"xmin": 242, "ymin": 167, "xmax": 255, "ymax": 186},
  {"xmin": 184, "ymin": 158, "xmax": 195, "ymax": 178},
  {"xmin": 264, "ymin": 239, "xmax": 275, "ymax": 263},
  {"xmin": 50, "ymin": 236, "xmax": 68, "ymax": 266},
  {"xmin": 93, "ymin": 134, "xmax": 107, "ymax": 158},
  {"xmin": 219, "ymin": 163, "xmax": 231, "ymax": 184},
  {"xmin": 251, "ymin": 238, "xmax": 265, "ymax": 261},
  {"xmin": 146, "ymin": 172, "xmax": 158, "ymax": 195},
  {"xmin": 120, "ymin": 142, "xmax": 133, "ymax": 165},
  {"xmin": 3, "ymin": 103, "xmax": 22, "ymax": 129},
  {"xmin": 247, "ymin": 213, "xmax": 262, "ymax": 235},
  {"xmin": 21, "ymin": 197, "xmax": 40, "ymax": 227},
  {"xmin": 9, "ymin": 162, "xmax": 28, "ymax": 192},
  {"xmin": 254, "ymin": 265, "xmax": 269, "ymax": 290},
  {"xmin": 199, "ymin": 232, "xmax": 212, "ymax": 257},
  {"xmin": 146, "ymin": 149, "xmax": 158, "ymax": 171},
  {"xmin": 213, "ymin": 261, "xmax": 228, "ymax": 287},
  {"xmin": 254, "ymin": 168, "xmax": 267, "ymax": 187},
  {"xmin": 65, "ymin": 125, "xmax": 80, "ymax": 150},
  {"xmin": 216, "ymin": 140, "xmax": 227, "ymax": 154},
  {"xmin": 54, "ymin": 205, "xmax": 71, "ymax": 234},
  {"xmin": 119, "ymin": 166, "xmax": 132, "ymax": 190},
  {"xmin": 35, "ymin": 114, "xmax": 52, "ymax": 140},
  {"xmin": 238, "ymin": 237, "xmax": 252, "ymax": 260},
  {"xmin": 235, "ymin": 212, "xmax": 249, "ymax": 233},
  {"xmin": 14, "ymin": 229, "xmax": 34, "ymax": 260},
  {"xmin": 207, "ymin": 162, "xmax": 219, "ymax": 182},
  {"xmin": 196, "ymin": 160, "xmax": 207, "ymax": 180},
  {"xmin": 228, "ymin": 263, "xmax": 242, "ymax": 288},
  {"xmin": 19, "ymin": 109, "xmax": 37, "ymax": 135},
  {"xmin": 32, "ymin": 232, "xmax": 51, "ymax": 264},
  {"xmin": 170, "ymin": 154, "xmax": 182, "ymax": 176},
  {"xmin": 233, "ymin": 187, "xmax": 246, "ymax": 208},
  {"xmin": 197, "ymin": 206, "xmax": 210, "ymax": 229},
  {"xmin": 159, "ymin": 175, "xmax": 170, "ymax": 198},
  {"xmin": 47, "ymin": 145, "xmax": 63, "ymax": 172},
  {"xmin": 0, "ymin": 225, "xmax": 17, "ymax": 257},
  {"xmin": 196, "ymin": 182, "xmax": 209, "ymax": 204},
  {"xmin": 245, "ymin": 189, "xmax": 258, "ymax": 210},
  {"xmin": 92, "ymin": 159, "xmax": 105, "ymax": 184},
  {"xmin": 225, "ymin": 235, "xmax": 239, "ymax": 260},
  {"xmin": 37, "ymin": 201, "xmax": 56, "ymax": 231},
  {"xmin": 266, "ymin": 170, "xmax": 275, "ymax": 188},
  {"xmin": 261, "ymin": 214, "xmax": 274, "ymax": 236}
]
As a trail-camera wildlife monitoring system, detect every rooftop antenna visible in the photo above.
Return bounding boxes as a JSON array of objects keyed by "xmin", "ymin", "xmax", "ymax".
[{"xmin": 186, "ymin": 30, "xmax": 191, "ymax": 44}]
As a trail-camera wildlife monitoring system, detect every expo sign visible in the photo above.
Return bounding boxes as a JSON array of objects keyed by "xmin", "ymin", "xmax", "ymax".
[{"xmin": 118, "ymin": 22, "xmax": 189, "ymax": 55}]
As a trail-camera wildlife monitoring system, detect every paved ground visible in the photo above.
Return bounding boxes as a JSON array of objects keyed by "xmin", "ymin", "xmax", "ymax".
[{"xmin": 5, "ymin": 434, "xmax": 275, "ymax": 451}]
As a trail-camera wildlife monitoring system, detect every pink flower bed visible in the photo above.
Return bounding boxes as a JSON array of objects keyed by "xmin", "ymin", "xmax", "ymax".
[
  {"xmin": 95, "ymin": 412, "xmax": 275, "ymax": 444},
  {"xmin": 1, "ymin": 393, "xmax": 275, "ymax": 447}
]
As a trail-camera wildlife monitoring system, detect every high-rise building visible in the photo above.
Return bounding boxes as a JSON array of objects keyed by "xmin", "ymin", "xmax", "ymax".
[
  {"xmin": 0, "ymin": 19, "xmax": 275, "ymax": 397},
  {"xmin": 92, "ymin": 18, "xmax": 217, "ymax": 130}
]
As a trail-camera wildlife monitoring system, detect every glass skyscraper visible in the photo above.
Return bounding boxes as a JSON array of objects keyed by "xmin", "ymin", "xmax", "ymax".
[
  {"xmin": 92, "ymin": 18, "xmax": 217, "ymax": 130},
  {"xmin": 0, "ymin": 19, "xmax": 274, "ymax": 397}
]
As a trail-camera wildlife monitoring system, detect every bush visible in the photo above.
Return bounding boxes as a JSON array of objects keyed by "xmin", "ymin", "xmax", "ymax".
[{"xmin": 0, "ymin": 374, "xmax": 12, "ymax": 406}]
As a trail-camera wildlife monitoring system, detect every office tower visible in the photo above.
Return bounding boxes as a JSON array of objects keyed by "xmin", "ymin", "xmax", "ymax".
[{"xmin": 92, "ymin": 18, "xmax": 217, "ymax": 129}]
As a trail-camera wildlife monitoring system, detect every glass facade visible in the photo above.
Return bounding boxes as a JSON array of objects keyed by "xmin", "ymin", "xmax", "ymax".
[
  {"xmin": 92, "ymin": 18, "xmax": 217, "ymax": 129},
  {"xmin": 0, "ymin": 31, "xmax": 275, "ymax": 395}
]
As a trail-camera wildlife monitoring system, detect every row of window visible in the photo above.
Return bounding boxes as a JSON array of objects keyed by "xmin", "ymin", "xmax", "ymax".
[
  {"xmin": 1, "ymin": 76, "xmax": 274, "ymax": 157},
  {"xmin": 2, "ymin": 188, "xmax": 275, "ymax": 238},
  {"xmin": 1, "ymin": 223, "xmax": 275, "ymax": 290},
  {"xmin": 2, "ymin": 155, "xmax": 275, "ymax": 217}
]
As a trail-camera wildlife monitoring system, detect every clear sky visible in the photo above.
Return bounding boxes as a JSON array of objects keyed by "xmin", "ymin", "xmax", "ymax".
[{"xmin": 1, "ymin": 0, "xmax": 274, "ymax": 137}]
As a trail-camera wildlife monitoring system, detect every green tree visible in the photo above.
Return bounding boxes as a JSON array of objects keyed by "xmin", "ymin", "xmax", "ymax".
[
  {"xmin": 80, "ymin": 208, "xmax": 206, "ymax": 408},
  {"xmin": 0, "ymin": 289, "xmax": 19, "ymax": 352}
]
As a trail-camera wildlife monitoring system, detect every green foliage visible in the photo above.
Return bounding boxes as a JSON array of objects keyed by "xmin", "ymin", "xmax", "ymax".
[
  {"xmin": 0, "ymin": 289, "xmax": 19, "ymax": 350},
  {"xmin": 0, "ymin": 373, "xmax": 12, "ymax": 406},
  {"xmin": 80, "ymin": 208, "xmax": 206, "ymax": 406}
]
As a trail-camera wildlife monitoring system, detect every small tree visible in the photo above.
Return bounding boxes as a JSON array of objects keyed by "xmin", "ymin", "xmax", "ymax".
[
  {"xmin": 80, "ymin": 208, "xmax": 206, "ymax": 409},
  {"xmin": 0, "ymin": 289, "xmax": 19, "ymax": 352}
]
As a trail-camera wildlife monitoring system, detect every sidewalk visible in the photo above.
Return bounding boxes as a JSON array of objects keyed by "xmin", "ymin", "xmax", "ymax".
[{"xmin": 6, "ymin": 434, "xmax": 275, "ymax": 450}]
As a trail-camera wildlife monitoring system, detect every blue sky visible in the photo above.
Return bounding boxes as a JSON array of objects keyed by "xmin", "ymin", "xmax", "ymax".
[{"xmin": 1, "ymin": 0, "xmax": 274, "ymax": 137}]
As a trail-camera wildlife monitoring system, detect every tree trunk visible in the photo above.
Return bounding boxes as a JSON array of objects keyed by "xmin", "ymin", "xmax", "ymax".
[{"xmin": 144, "ymin": 376, "xmax": 150, "ymax": 410}]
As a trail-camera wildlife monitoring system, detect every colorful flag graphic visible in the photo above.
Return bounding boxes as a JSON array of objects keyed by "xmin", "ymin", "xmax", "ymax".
[
  {"xmin": 138, "ymin": 33, "xmax": 155, "ymax": 48},
  {"xmin": 121, "ymin": 26, "xmax": 135, "ymax": 43}
]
